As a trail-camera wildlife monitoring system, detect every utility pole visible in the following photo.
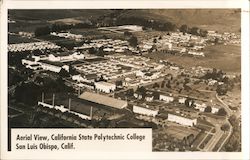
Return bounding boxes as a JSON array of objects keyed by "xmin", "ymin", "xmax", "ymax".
[
  {"xmin": 69, "ymin": 98, "xmax": 71, "ymax": 111},
  {"xmin": 42, "ymin": 92, "xmax": 44, "ymax": 103},
  {"xmin": 52, "ymin": 93, "xmax": 55, "ymax": 107}
]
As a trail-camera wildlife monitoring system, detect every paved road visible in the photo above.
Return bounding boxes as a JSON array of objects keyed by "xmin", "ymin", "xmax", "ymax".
[
  {"xmin": 199, "ymin": 93, "xmax": 233, "ymax": 151},
  {"xmin": 197, "ymin": 128, "xmax": 213, "ymax": 150},
  {"xmin": 202, "ymin": 124, "xmax": 223, "ymax": 151},
  {"xmin": 215, "ymin": 93, "xmax": 233, "ymax": 151}
]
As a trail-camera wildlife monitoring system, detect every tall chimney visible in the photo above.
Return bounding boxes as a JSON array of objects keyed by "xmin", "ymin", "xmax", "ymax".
[
  {"xmin": 52, "ymin": 93, "xmax": 55, "ymax": 107},
  {"xmin": 78, "ymin": 87, "xmax": 81, "ymax": 97},
  {"xmin": 69, "ymin": 98, "xmax": 71, "ymax": 111},
  {"xmin": 90, "ymin": 106, "xmax": 93, "ymax": 119},
  {"xmin": 42, "ymin": 92, "xmax": 44, "ymax": 103}
]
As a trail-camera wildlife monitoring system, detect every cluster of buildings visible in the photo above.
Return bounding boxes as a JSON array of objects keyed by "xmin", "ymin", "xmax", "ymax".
[
  {"xmin": 73, "ymin": 58, "xmax": 134, "ymax": 80},
  {"xmin": 8, "ymin": 42, "xmax": 61, "ymax": 52},
  {"xmin": 207, "ymin": 30, "xmax": 240, "ymax": 45},
  {"xmin": 18, "ymin": 31, "xmax": 34, "ymax": 38},
  {"xmin": 133, "ymin": 88, "xmax": 220, "ymax": 115},
  {"xmin": 21, "ymin": 51, "xmax": 85, "ymax": 72},
  {"xmin": 140, "ymin": 32, "xmax": 206, "ymax": 56},
  {"xmin": 74, "ymin": 38, "xmax": 138, "ymax": 53},
  {"xmin": 132, "ymin": 104, "xmax": 197, "ymax": 127},
  {"xmin": 50, "ymin": 32, "xmax": 83, "ymax": 41},
  {"xmin": 72, "ymin": 54, "xmax": 167, "ymax": 88}
]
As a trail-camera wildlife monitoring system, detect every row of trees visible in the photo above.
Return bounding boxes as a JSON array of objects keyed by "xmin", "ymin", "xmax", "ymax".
[
  {"xmin": 35, "ymin": 23, "xmax": 94, "ymax": 37},
  {"xmin": 179, "ymin": 24, "xmax": 208, "ymax": 37},
  {"xmin": 202, "ymin": 68, "xmax": 225, "ymax": 81},
  {"xmin": 224, "ymin": 115, "xmax": 241, "ymax": 151},
  {"xmin": 14, "ymin": 77, "xmax": 73, "ymax": 106}
]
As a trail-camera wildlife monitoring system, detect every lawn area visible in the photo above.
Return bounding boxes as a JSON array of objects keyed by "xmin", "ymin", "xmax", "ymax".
[
  {"xmin": 199, "ymin": 134, "xmax": 213, "ymax": 149},
  {"xmin": 192, "ymin": 131, "xmax": 207, "ymax": 148},
  {"xmin": 212, "ymin": 132, "xmax": 229, "ymax": 151},
  {"xmin": 146, "ymin": 44, "xmax": 240, "ymax": 73}
]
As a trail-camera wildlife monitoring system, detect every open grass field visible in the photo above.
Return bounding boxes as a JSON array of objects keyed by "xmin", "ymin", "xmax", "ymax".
[
  {"xmin": 212, "ymin": 132, "xmax": 229, "ymax": 151},
  {"xmin": 192, "ymin": 131, "xmax": 207, "ymax": 148},
  {"xmin": 146, "ymin": 44, "xmax": 240, "ymax": 73},
  {"xmin": 8, "ymin": 35, "xmax": 38, "ymax": 44},
  {"xmin": 199, "ymin": 134, "xmax": 213, "ymax": 149}
]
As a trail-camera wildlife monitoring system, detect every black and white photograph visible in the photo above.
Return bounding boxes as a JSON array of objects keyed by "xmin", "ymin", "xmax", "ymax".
[{"xmin": 6, "ymin": 8, "xmax": 243, "ymax": 153}]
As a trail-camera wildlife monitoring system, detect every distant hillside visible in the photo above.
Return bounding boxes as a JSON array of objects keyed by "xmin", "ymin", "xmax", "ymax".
[
  {"xmin": 117, "ymin": 9, "xmax": 241, "ymax": 33},
  {"xmin": 8, "ymin": 9, "xmax": 241, "ymax": 33},
  {"xmin": 8, "ymin": 9, "xmax": 112, "ymax": 21}
]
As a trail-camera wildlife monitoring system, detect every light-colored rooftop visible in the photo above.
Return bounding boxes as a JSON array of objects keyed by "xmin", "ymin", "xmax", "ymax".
[{"xmin": 79, "ymin": 92, "xmax": 127, "ymax": 109}]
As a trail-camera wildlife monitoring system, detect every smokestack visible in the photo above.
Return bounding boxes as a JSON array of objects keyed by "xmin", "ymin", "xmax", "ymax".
[
  {"xmin": 78, "ymin": 87, "xmax": 81, "ymax": 97},
  {"xmin": 69, "ymin": 98, "xmax": 71, "ymax": 111},
  {"xmin": 52, "ymin": 93, "xmax": 55, "ymax": 107},
  {"xmin": 42, "ymin": 92, "xmax": 44, "ymax": 103},
  {"xmin": 90, "ymin": 106, "xmax": 93, "ymax": 119}
]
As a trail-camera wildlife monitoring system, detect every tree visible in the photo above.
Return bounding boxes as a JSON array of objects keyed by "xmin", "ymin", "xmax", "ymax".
[
  {"xmin": 14, "ymin": 82, "xmax": 41, "ymax": 105},
  {"xmin": 126, "ymin": 89, "xmax": 134, "ymax": 97},
  {"xmin": 200, "ymin": 29, "xmax": 208, "ymax": 37},
  {"xmin": 180, "ymin": 24, "xmax": 188, "ymax": 33},
  {"xmin": 221, "ymin": 123, "xmax": 230, "ymax": 132},
  {"xmin": 69, "ymin": 66, "xmax": 79, "ymax": 76},
  {"xmin": 136, "ymin": 86, "xmax": 146, "ymax": 99},
  {"xmin": 35, "ymin": 26, "xmax": 51, "ymax": 37},
  {"xmin": 128, "ymin": 36, "xmax": 138, "ymax": 47},
  {"xmin": 88, "ymin": 47, "xmax": 97, "ymax": 54},
  {"xmin": 217, "ymin": 108, "xmax": 227, "ymax": 116},
  {"xmin": 184, "ymin": 98, "xmax": 191, "ymax": 107},
  {"xmin": 161, "ymin": 81, "xmax": 166, "ymax": 88},
  {"xmin": 153, "ymin": 92, "xmax": 160, "ymax": 100},
  {"xmin": 124, "ymin": 31, "xmax": 132, "ymax": 37},
  {"xmin": 59, "ymin": 68, "xmax": 70, "ymax": 78},
  {"xmin": 189, "ymin": 27, "xmax": 199, "ymax": 35},
  {"xmin": 153, "ymin": 83, "xmax": 160, "ymax": 88},
  {"xmin": 166, "ymin": 80, "xmax": 171, "ymax": 88},
  {"xmin": 216, "ymin": 84, "xmax": 228, "ymax": 95},
  {"xmin": 214, "ymin": 37, "xmax": 219, "ymax": 44},
  {"xmin": 115, "ymin": 80, "xmax": 123, "ymax": 87},
  {"xmin": 204, "ymin": 106, "xmax": 212, "ymax": 113},
  {"xmin": 153, "ymin": 38, "xmax": 157, "ymax": 43}
]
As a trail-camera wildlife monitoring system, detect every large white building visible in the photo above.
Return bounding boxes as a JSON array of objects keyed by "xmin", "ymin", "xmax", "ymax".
[
  {"xmin": 159, "ymin": 93, "xmax": 174, "ymax": 103},
  {"xmin": 79, "ymin": 92, "xmax": 128, "ymax": 109},
  {"xmin": 48, "ymin": 52, "xmax": 85, "ymax": 62},
  {"xmin": 178, "ymin": 97, "xmax": 187, "ymax": 104},
  {"xmin": 133, "ymin": 105, "xmax": 158, "ymax": 117},
  {"xmin": 38, "ymin": 60, "xmax": 69, "ymax": 73},
  {"xmin": 168, "ymin": 113, "xmax": 197, "ymax": 127},
  {"xmin": 95, "ymin": 81, "xmax": 116, "ymax": 93}
]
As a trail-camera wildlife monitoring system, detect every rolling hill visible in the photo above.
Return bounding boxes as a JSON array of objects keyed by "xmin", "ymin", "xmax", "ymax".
[{"xmin": 8, "ymin": 9, "xmax": 241, "ymax": 33}]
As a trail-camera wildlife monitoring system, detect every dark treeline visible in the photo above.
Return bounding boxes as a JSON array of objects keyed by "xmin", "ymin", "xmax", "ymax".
[
  {"xmin": 35, "ymin": 23, "xmax": 95, "ymax": 37},
  {"xmin": 179, "ymin": 24, "xmax": 208, "ymax": 37},
  {"xmin": 14, "ymin": 77, "xmax": 73, "ymax": 106}
]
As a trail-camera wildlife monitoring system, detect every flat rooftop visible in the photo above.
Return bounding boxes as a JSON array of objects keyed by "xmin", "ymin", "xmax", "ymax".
[
  {"xmin": 95, "ymin": 81, "xmax": 115, "ymax": 87},
  {"xmin": 79, "ymin": 92, "xmax": 127, "ymax": 109}
]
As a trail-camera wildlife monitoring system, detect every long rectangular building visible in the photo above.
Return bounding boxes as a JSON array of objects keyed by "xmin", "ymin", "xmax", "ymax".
[
  {"xmin": 168, "ymin": 112, "xmax": 197, "ymax": 127},
  {"xmin": 79, "ymin": 92, "xmax": 127, "ymax": 109}
]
